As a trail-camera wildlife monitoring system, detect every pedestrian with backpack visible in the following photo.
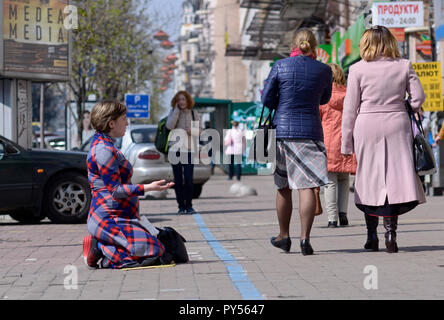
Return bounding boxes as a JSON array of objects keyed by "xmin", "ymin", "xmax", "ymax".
[{"xmin": 166, "ymin": 91, "xmax": 200, "ymax": 214}]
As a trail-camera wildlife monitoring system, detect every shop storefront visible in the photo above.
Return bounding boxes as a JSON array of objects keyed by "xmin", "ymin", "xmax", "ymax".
[{"xmin": 193, "ymin": 98, "xmax": 272, "ymax": 175}]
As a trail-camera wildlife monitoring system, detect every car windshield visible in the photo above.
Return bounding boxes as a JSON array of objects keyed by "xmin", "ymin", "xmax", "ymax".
[{"xmin": 131, "ymin": 128, "xmax": 157, "ymax": 144}]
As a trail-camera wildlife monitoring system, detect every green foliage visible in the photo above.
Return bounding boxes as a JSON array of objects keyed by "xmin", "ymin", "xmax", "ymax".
[{"xmin": 70, "ymin": 0, "xmax": 168, "ymax": 145}]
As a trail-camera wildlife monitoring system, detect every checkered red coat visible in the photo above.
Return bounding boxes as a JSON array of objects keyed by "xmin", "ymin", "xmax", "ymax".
[{"xmin": 86, "ymin": 132, "xmax": 165, "ymax": 268}]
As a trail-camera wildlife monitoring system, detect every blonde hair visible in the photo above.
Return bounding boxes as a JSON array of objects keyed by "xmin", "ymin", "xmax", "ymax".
[
  {"xmin": 91, "ymin": 100, "xmax": 127, "ymax": 133},
  {"xmin": 359, "ymin": 25, "xmax": 401, "ymax": 62},
  {"xmin": 171, "ymin": 90, "xmax": 195, "ymax": 109},
  {"xmin": 328, "ymin": 63, "xmax": 346, "ymax": 86},
  {"xmin": 291, "ymin": 28, "xmax": 317, "ymax": 57}
]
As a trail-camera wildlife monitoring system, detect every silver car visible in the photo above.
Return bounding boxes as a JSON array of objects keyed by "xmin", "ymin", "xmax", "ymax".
[{"xmin": 80, "ymin": 124, "xmax": 211, "ymax": 198}]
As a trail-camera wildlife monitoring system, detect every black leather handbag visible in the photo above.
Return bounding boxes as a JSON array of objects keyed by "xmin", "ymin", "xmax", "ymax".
[
  {"xmin": 406, "ymin": 100, "xmax": 437, "ymax": 176},
  {"xmin": 249, "ymin": 105, "xmax": 275, "ymax": 163}
]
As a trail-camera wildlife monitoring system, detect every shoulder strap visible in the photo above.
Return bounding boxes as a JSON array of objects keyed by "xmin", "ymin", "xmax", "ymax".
[
  {"xmin": 406, "ymin": 100, "xmax": 425, "ymax": 136},
  {"xmin": 258, "ymin": 105, "xmax": 275, "ymax": 129}
]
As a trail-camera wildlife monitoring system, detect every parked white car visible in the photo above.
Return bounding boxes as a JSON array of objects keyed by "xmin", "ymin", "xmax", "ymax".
[{"xmin": 78, "ymin": 124, "xmax": 212, "ymax": 198}]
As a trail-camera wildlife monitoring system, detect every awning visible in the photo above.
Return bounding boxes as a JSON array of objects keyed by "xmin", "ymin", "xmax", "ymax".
[{"xmin": 227, "ymin": 0, "xmax": 329, "ymax": 60}]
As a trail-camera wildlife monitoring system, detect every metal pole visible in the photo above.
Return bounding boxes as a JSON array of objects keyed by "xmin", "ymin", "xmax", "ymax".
[
  {"xmin": 40, "ymin": 83, "xmax": 45, "ymax": 149},
  {"xmin": 135, "ymin": 54, "xmax": 139, "ymax": 92},
  {"xmin": 430, "ymin": 0, "xmax": 437, "ymax": 61}
]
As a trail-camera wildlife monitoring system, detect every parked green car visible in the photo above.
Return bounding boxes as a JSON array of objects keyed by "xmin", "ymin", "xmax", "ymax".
[{"xmin": 0, "ymin": 134, "xmax": 91, "ymax": 224}]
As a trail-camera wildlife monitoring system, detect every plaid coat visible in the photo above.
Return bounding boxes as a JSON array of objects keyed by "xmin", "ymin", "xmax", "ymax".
[{"xmin": 86, "ymin": 132, "xmax": 165, "ymax": 268}]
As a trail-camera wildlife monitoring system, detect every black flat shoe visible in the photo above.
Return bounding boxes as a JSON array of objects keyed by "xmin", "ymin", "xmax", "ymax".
[
  {"xmin": 300, "ymin": 239, "xmax": 314, "ymax": 256},
  {"xmin": 270, "ymin": 236, "xmax": 291, "ymax": 253}
]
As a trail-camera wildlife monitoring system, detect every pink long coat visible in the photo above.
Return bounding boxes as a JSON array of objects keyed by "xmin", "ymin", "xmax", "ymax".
[{"xmin": 341, "ymin": 57, "xmax": 426, "ymax": 207}]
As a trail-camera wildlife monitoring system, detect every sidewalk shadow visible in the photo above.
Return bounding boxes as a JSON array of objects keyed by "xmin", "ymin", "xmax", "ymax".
[
  {"xmin": 188, "ymin": 260, "xmax": 221, "ymax": 265},
  {"xmin": 197, "ymin": 208, "xmax": 274, "ymax": 215},
  {"xmin": 399, "ymin": 245, "xmax": 444, "ymax": 252},
  {"xmin": 147, "ymin": 208, "xmax": 274, "ymax": 217},
  {"xmin": 198, "ymin": 196, "xmax": 240, "ymax": 200},
  {"xmin": 301, "ymin": 248, "xmax": 367, "ymax": 254},
  {"xmin": 314, "ymin": 245, "xmax": 444, "ymax": 254},
  {"xmin": 138, "ymin": 216, "xmax": 171, "ymax": 224},
  {"xmin": 0, "ymin": 221, "xmax": 52, "ymax": 226}
]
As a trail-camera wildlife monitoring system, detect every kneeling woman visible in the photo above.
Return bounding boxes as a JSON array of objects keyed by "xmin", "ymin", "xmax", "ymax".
[{"xmin": 83, "ymin": 101, "xmax": 174, "ymax": 269}]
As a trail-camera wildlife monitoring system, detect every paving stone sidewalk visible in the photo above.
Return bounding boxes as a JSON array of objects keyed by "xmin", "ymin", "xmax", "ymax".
[{"xmin": 0, "ymin": 174, "xmax": 444, "ymax": 300}]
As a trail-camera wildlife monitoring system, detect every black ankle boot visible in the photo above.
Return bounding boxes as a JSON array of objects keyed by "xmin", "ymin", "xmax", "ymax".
[
  {"xmin": 339, "ymin": 212, "xmax": 349, "ymax": 226},
  {"xmin": 300, "ymin": 239, "xmax": 314, "ymax": 256},
  {"xmin": 383, "ymin": 216, "xmax": 399, "ymax": 253},
  {"xmin": 364, "ymin": 232, "xmax": 379, "ymax": 251},
  {"xmin": 364, "ymin": 214, "xmax": 379, "ymax": 251},
  {"xmin": 270, "ymin": 236, "xmax": 291, "ymax": 253}
]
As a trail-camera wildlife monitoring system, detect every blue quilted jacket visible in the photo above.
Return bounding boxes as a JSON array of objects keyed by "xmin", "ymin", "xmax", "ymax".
[{"xmin": 261, "ymin": 55, "xmax": 333, "ymax": 141}]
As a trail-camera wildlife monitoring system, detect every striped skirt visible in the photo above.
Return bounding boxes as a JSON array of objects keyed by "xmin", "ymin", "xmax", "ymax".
[{"xmin": 274, "ymin": 139, "xmax": 330, "ymax": 190}]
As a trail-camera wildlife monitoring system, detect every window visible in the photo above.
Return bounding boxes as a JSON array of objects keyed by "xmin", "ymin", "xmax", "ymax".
[
  {"xmin": 0, "ymin": 140, "xmax": 19, "ymax": 155},
  {"xmin": 130, "ymin": 128, "xmax": 157, "ymax": 144},
  {"xmin": 0, "ymin": 142, "xmax": 4, "ymax": 159}
]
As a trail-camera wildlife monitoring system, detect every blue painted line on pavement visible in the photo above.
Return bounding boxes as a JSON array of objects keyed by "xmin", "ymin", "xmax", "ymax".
[{"xmin": 193, "ymin": 213, "xmax": 263, "ymax": 300}]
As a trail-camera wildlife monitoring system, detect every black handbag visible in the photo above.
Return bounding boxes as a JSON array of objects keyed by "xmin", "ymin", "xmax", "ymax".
[
  {"xmin": 406, "ymin": 100, "xmax": 437, "ymax": 176},
  {"xmin": 248, "ymin": 105, "xmax": 276, "ymax": 163},
  {"xmin": 156, "ymin": 227, "xmax": 189, "ymax": 264}
]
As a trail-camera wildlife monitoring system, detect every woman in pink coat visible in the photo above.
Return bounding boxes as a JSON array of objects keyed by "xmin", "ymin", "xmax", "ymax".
[
  {"xmin": 341, "ymin": 26, "xmax": 426, "ymax": 253},
  {"xmin": 320, "ymin": 64, "xmax": 357, "ymax": 228}
]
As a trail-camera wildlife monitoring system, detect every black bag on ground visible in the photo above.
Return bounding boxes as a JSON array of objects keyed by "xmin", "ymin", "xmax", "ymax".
[{"xmin": 156, "ymin": 227, "xmax": 189, "ymax": 263}]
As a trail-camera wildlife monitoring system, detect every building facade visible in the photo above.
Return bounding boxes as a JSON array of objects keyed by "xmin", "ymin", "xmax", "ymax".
[{"xmin": 176, "ymin": 0, "xmax": 248, "ymax": 102}]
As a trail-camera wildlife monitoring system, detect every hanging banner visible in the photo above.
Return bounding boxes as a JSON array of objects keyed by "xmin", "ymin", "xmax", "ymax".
[
  {"xmin": 412, "ymin": 62, "xmax": 443, "ymax": 112},
  {"xmin": 372, "ymin": 1, "xmax": 424, "ymax": 28},
  {"xmin": 316, "ymin": 44, "xmax": 332, "ymax": 64},
  {"xmin": 1, "ymin": 0, "xmax": 73, "ymax": 81}
]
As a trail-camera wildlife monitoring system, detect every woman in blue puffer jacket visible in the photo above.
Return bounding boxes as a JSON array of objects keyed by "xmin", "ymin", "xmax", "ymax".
[{"xmin": 262, "ymin": 28, "xmax": 332, "ymax": 255}]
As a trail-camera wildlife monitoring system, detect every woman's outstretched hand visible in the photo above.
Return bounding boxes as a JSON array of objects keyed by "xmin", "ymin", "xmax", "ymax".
[{"xmin": 144, "ymin": 180, "xmax": 175, "ymax": 192}]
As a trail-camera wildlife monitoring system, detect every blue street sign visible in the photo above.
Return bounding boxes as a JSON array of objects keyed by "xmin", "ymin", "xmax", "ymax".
[{"xmin": 125, "ymin": 93, "xmax": 150, "ymax": 118}]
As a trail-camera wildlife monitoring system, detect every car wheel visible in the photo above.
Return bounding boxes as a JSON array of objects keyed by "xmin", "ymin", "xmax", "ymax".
[
  {"xmin": 44, "ymin": 172, "xmax": 91, "ymax": 224},
  {"xmin": 193, "ymin": 183, "xmax": 203, "ymax": 199},
  {"xmin": 9, "ymin": 209, "xmax": 45, "ymax": 224}
]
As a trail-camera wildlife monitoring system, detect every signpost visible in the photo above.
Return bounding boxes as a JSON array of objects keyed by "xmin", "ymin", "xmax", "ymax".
[
  {"xmin": 0, "ymin": 0, "xmax": 74, "ymax": 147},
  {"xmin": 372, "ymin": 1, "xmax": 424, "ymax": 28},
  {"xmin": 125, "ymin": 93, "xmax": 150, "ymax": 119},
  {"xmin": 1, "ymin": 0, "xmax": 72, "ymax": 81},
  {"xmin": 412, "ymin": 62, "xmax": 443, "ymax": 112}
]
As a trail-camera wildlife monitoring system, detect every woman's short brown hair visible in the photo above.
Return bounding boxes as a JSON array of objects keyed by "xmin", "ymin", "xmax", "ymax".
[
  {"xmin": 359, "ymin": 25, "xmax": 401, "ymax": 62},
  {"xmin": 90, "ymin": 100, "xmax": 127, "ymax": 133},
  {"xmin": 328, "ymin": 63, "xmax": 346, "ymax": 86},
  {"xmin": 171, "ymin": 90, "xmax": 195, "ymax": 109},
  {"xmin": 291, "ymin": 28, "xmax": 317, "ymax": 57}
]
